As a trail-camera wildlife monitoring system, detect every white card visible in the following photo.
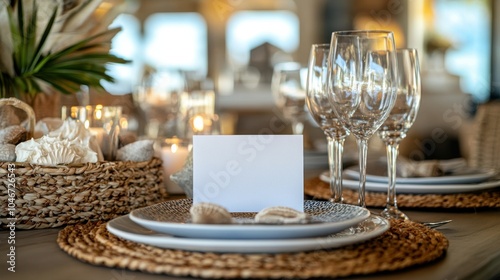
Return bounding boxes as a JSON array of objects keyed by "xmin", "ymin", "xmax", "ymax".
[{"xmin": 193, "ymin": 135, "xmax": 303, "ymax": 212}]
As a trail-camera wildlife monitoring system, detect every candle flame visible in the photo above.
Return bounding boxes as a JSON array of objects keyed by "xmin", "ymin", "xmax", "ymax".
[
  {"xmin": 192, "ymin": 115, "xmax": 205, "ymax": 132},
  {"xmin": 119, "ymin": 117, "xmax": 128, "ymax": 130},
  {"xmin": 94, "ymin": 107, "xmax": 102, "ymax": 120},
  {"xmin": 171, "ymin": 143, "xmax": 179, "ymax": 153}
]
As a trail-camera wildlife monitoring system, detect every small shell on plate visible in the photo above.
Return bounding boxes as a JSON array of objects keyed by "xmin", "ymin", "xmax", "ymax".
[
  {"xmin": 190, "ymin": 202, "xmax": 233, "ymax": 224},
  {"xmin": 255, "ymin": 206, "xmax": 309, "ymax": 224}
]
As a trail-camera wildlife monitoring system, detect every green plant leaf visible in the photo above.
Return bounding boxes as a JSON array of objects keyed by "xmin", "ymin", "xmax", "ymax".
[
  {"xmin": 27, "ymin": 4, "xmax": 58, "ymax": 73},
  {"xmin": 2, "ymin": 1, "xmax": 128, "ymax": 98}
]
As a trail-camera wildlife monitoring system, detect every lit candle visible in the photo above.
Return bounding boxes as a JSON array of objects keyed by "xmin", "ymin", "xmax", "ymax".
[
  {"xmin": 159, "ymin": 139, "xmax": 190, "ymax": 194},
  {"xmin": 189, "ymin": 113, "xmax": 218, "ymax": 135},
  {"xmin": 192, "ymin": 115, "xmax": 205, "ymax": 133}
]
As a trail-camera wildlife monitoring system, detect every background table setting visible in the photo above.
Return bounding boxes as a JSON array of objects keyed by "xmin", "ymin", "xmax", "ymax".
[
  {"xmin": 305, "ymin": 158, "xmax": 500, "ymax": 209},
  {"xmin": 1, "ymin": 23, "xmax": 500, "ymax": 280}
]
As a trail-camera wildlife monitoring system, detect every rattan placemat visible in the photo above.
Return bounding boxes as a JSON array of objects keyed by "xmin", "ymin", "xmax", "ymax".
[
  {"xmin": 305, "ymin": 177, "xmax": 500, "ymax": 208},
  {"xmin": 57, "ymin": 220, "xmax": 448, "ymax": 279}
]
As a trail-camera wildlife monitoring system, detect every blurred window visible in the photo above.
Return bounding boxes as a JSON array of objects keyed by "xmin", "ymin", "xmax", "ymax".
[
  {"xmin": 144, "ymin": 13, "xmax": 208, "ymax": 76},
  {"xmin": 226, "ymin": 11, "xmax": 299, "ymax": 67},
  {"xmin": 105, "ymin": 13, "xmax": 208, "ymax": 94},
  {"xmin": 104, "ymin": 14, "xmax": 142, "ymax": 94},
  {"xmin": 433, "ymin": 0, "xmax": 491, "ymax": 102}
]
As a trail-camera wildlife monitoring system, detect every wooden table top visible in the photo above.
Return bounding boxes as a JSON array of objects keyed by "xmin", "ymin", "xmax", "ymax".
[{"xmin": 1, "ymin": 203, "xmax": 499, "ymax": 280}]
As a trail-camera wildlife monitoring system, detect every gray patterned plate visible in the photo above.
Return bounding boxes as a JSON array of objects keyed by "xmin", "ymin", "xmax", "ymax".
[
  {"xmin": 129, "ymin": 199, "xmax": 371, "ymax": 239},
  {"xmin": 107, "ymin": 215, "xmax": 388, "ymax": 253}
]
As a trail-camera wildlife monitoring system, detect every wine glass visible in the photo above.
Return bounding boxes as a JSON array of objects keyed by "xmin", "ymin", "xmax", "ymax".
[
  {"xmin": 378, "ymin": 48, "xmax": 421, "ymax": 220},
  {"xmin": 328, "ymin": 30, "xmax": 398, "ymax": 207},
  {"xmin": 306, "ymin": 44, "xmax": 350, "ymax": 203},
  {"xmin": 271, "ymin": 62, "xmax": 308, "ymax": 134},
  {"xmin": 133, "ymin": 68, "xmax": 184, "ymax": 138}
]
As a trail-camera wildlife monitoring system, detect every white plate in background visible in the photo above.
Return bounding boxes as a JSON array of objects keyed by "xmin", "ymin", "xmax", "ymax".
[
  {"xmin": 320, "ymin": 171, "xmax": 500, "ymax": 194},
  {"xmin": 342, "ymin": 164, "xmax": 496, "ymax": 185}
]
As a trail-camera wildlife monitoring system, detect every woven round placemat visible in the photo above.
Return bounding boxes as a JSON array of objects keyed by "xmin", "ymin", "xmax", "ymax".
[
  {"xmin": 305, "ymin": 177, "xmax": 500, "ymax": 208},
  {"xmin": 57, "ymin": 220, "xmax": 448, "ymax": 279}
]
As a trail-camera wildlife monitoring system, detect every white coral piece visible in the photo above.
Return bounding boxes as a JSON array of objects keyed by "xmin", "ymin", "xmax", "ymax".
[
  {"xmin": 48, "ymin": 118, "xmax": 103, "ymax": 161},
  {"xmin": 33, "ymin": 117, "xmax": 64, "ymax": 138},
  {"xmin": 15, "ymin": 120, "xmax": 100, "ymax": 166},
  {"xmin": 48, "ymin": 118, "xmax": 90, "ymax": 141},
  {"xmin": 16, "ymin": 137, "xmax": 97, "ymax": 166}
]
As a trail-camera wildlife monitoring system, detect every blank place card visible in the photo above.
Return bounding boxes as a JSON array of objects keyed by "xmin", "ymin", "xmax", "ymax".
[{"xmin": 193, "ymin": 135, "xmax": 304, "ymax": 212}]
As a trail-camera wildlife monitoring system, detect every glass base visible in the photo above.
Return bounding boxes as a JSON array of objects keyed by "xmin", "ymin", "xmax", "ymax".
[
  {"xmin": 329, "ymin": 197, "xmax": 344, "ymax": 204},
  {"xmin": 380, "ymin": 207, "xmax": 409, "ymax": 221}
]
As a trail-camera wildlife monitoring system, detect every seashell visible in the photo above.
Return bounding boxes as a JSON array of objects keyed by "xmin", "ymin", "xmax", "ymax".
[
  {"xmin": 255, "ymin": 206, "xmax": 309, "ymax": 224},
  {"xmin": 0, "ymin": 125, "xmax": 27, "ymax": 145},
  {"xmin": 170, "ymin": 151, "xmax": 193, "ymax": 198},
  {"xmin": 116, "ymin": 139, "xmax": 154, "ymax": 162},
  {"xmin": 190, "ymin": 202, "xmax": 233, "ymax": 224},
  {"xmin": 0, "ymin": 144, "xmax": 16, "ymax": 162},
  {"xmin": 118, "ymin": 131, "xmax": 138, "ymax": 148},
  {"xmin": 0, "ymin": 105, "xmax": 21, "ymax": 129}
]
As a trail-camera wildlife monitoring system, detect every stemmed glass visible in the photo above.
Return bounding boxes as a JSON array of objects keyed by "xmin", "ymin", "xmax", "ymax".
[
  {"xmin": 328, "ymin": 31, "xmax": 398, "ymax": 207},
  {"xmin": 378, "ymin": 48, "xmax": 421, "ymax": 220},
  {"xmin": 133, "ymin": 69, "xmax": 184, "ymax": 138},
  {"xmin": 271, "ymin": 62, "xmax": 308, "ymax": 134},
  {"xmin": 306, "ymin": 44, "xmax": 350, "ymax": 203}
]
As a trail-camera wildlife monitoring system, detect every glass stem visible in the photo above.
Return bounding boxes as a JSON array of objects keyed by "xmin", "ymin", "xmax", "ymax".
[
  {"xmin": 385, "ymin": 143, "xmax": 399, "ymax": 211},
  {"xmin": 328, "ymin": 137, "xmax": 345, "ymax": 203},
  {"xmin": 356, "ymin": 138, "xmax": 368, "ymax": 208}
]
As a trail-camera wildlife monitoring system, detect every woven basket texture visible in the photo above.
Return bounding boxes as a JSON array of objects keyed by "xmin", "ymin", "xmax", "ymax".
[
  {"xmin": 470, "ymin": 101, "xmax": 500, "ymax": 174},
  {"xmin": 1, "ymin": 157, "xmax": 167, "ymax": 229}
]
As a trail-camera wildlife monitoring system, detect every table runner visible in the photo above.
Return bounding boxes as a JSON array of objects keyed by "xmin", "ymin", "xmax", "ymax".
[
  {"xmin": 305, "ymin": 177, "xmax": 500, "ymax": 208},
  {"xmin": 57, "ymin": 220, "xmax": 448, "ymax": 279}
]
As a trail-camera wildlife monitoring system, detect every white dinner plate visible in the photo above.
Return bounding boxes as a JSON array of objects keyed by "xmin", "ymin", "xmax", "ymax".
[
  {"xmin": 129, "ymin": 199, "xmax": 370, "ymax": 239},
  {"xmin": 343, "ymin": 164, "xmax": 497, "ymax": 185},
  {"xmin": 320, "ymin": 171, "xmax": 500, "ymax": 194},
  {"xmin": 107, "ymin": 214, "xmax": 389, "ymax": 253}
]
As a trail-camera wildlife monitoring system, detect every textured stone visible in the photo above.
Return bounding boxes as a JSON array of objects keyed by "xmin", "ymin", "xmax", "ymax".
[
  {"xmin": 170, "ymin": 151, "xmax": 193, "ymax": 198},
  {"xmin": 0, "ymin": 125, "xmax": 27, "ymax": 145},
  {"xmin": 0, "ymin": 144, "xmax": 16, "ymax": 162},
  {"xmin": 116, "ymin": 139, "xmax": 154, "ymax": 162}
]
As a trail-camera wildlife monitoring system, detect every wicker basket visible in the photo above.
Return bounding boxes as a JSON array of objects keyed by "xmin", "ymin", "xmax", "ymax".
[
  {"xmin": 0, "ymin": 98, "xmax": 168, "ymax": 229},
  {"xmin": 0, "ymin": 157, "xmax": 167, "ymax": 229},
  {"xmin": 470, "ymin": 101, "xmax": 500, "ymax": 174}
]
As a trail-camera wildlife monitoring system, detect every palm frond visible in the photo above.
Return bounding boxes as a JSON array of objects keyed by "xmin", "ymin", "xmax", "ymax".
[
  {"xmin": 27, "ymin": 4, "xmax": 58, "ymax": 73},
  {"xmin": 1, "ymin": 0, "xmax": 129, "ymax": 98}
]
